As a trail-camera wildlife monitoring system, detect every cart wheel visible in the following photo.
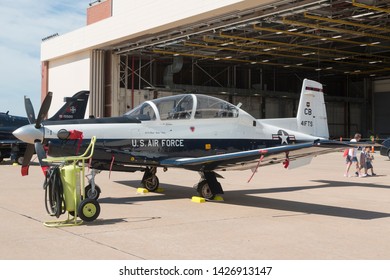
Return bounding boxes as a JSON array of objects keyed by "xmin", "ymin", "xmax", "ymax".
[
  {"xmin": 85, "ymin": 184, "xmax": 101, "ymax": 200},
  {"xmin": 78, "ymin": 199, "xmax": 100, "ymax": 222}
]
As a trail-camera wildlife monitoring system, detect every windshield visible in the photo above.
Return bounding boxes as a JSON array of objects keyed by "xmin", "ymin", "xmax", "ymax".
[
  {"xmin": 124, "ymin": 102, "xmax": 156, "ymax": 121},
  {"xmin": 383, "ymin": 139, "xmax": 390, "ymax": 147},
  {"xmin": 152, "ymin": 95, "xmax": 193, "ymax": 120}
]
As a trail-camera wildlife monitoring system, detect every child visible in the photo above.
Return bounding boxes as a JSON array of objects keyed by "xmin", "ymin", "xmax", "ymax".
[
  {"xmin": 365, "ymin": 146, "xmax": 376, "ymax": 176},
  {"xmin": 359, "ymin": 147, "xmax": 367, "ymax": 177},
  {"xmin": 359, "ymin": 146, "xmax": 376, "ymax": 177}
]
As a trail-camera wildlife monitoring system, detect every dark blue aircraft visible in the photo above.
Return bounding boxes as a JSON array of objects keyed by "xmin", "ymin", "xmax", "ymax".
[{"xmin": 0, "ymin": 91, "xmax": 89, "ymax": 164}]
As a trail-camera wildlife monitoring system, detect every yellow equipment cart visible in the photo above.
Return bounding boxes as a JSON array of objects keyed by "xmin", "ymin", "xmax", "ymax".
[{"xmin": 43, "ymin": 136, "xmax": 100, "ymax": 227}]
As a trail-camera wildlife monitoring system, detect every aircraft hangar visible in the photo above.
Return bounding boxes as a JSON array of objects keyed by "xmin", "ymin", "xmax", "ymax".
[{"xmin": 41, "ymin": 0, "xmax": 390, "ymax": 139}]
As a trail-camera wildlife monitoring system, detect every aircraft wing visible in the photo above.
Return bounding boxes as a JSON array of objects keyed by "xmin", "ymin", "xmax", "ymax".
[
  {"xmin": 160, "ymin": 140, "xmax": 351, "ymax": 171},
  {"xmin": 0, "ymin": 139, "xmax": 24, "ymax": 145}
]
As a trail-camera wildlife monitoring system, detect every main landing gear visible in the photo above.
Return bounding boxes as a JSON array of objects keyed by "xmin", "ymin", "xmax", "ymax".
[
  {"xmin": 140, "ymin": 167, "xmax": 224, "ymax": 200},
  {"xmin": 194, "ymin": 171, "xmax": 224, "ymax": 200},
  {"xmin": 141, "ymin": 166, "xmax": 160, "ymax": 192}
]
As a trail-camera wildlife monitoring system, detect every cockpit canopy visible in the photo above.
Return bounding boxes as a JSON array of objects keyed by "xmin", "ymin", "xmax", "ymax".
[{"xmin": 125, "ymin": 94, "xmax": 239, "ymax": 121}]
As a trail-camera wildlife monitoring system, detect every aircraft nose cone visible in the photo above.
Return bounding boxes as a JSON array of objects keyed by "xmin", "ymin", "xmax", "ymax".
[{"xmin": 13, "ymin": 125, "xmax": 44, "ymax": 144}]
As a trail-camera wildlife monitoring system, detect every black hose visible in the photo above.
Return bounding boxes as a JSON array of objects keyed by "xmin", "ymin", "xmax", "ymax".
[{"xmin": 43, "ymin": 166, "xmax": 66, "ymax": 218}]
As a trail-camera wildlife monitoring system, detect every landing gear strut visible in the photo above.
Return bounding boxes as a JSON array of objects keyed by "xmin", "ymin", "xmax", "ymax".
[
  {"xmin": 141, "ymin": 166, "xmax": 159, "ymax": 192},
  {"xmin": 195, "ymin": 171, "xmax": 224, "ymax": 200},
  {"xmin": 85, "ymin": 169, "xmax": 101, "ymax": 200}
]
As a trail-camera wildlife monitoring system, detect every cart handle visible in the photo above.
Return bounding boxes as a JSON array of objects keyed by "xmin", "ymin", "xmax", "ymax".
[{"xmin": 44, "ymin": 136, "xmax": 97, "ymax": 163}]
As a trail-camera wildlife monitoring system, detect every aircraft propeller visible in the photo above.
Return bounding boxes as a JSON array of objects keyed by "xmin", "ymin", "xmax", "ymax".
[
  {"xmin": 19, "ymin": 92, "xmax": 53, "ymax": 176},
  {"xmin": 24, "ymin": 96, "xmax": 36, "ymax": 124}
]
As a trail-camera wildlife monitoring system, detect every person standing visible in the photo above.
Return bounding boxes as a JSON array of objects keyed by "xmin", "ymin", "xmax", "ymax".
[
  {"xmin": 344, "ymin": 133, "xmax": 361, "ymax": 177},
  {"xmin": 360, "ymin": 146, "xmax": 376, "ymax": 177}
]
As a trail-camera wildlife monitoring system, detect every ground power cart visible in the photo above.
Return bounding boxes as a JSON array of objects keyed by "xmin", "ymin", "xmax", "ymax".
[{"xmin": 43, "ymin": 136, "xmax": 101, "ymax": 227}]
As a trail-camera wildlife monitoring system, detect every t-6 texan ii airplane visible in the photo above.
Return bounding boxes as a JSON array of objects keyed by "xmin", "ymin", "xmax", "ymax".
[
  {"xmin": 13, "ymin": 79, "xmax": 351, "ymax": 199},
  {"xmin": 0, "ymin": 91, "xmax": 89, "ymax": 164}
]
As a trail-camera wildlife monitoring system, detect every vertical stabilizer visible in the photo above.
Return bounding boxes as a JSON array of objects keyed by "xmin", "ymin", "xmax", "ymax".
[
  {"xmin": 296, "ymin": 79, "xmax": 329, "ymax": 139},
  {"xmin": 48, "ymin": 91, "xmax": 89, "ymax": 121}
]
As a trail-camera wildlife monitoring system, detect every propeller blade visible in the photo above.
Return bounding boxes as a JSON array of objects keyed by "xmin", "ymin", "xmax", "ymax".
[
  {"xmin": 24, "ymin": 96, "xmax": 36, "ymax": 124},
  {"xmin": 35, "ymin": 92, "xmax": 53, "ymax": 128},
  {"xmin": 21, "ymin": 144, "xmax": 35, "ymax": 176},
  {"xmin": 34, "ymin": 141, "xmax": 47, "ymax": 165},
  {"xmin": 19, "ymin": 92, "xmax": 53, "ymax": 176},
  {"xmin": 34, "ymin": 141, "xmax": 50, "ymax": 175}
]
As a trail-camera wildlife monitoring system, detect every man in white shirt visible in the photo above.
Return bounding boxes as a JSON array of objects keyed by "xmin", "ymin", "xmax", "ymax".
[{"xmin": 344, "ymin": 133, "xmax": 362, "ymax": 177}]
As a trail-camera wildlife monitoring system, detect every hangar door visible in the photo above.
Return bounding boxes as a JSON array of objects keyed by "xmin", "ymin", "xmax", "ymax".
[
  {"xmin": 374, "ymin": 79, "xmax": 390, "ymax": 137},
  {"xmin": 374, "ymin": 92, "xmax": 390, "ymax": 137}
]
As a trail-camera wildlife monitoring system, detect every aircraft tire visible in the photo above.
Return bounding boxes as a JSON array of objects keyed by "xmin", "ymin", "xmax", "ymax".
[
  {"xmin": 85, "ymin": 184, "xmax": 101, "ymax": 200},
  {"xmin": 0, "ymin": 157, "xmax": 3, "ymax": 163},
  {"xmin": 196, "ymin": 180, "xmax": 215, "ymax": 200},
  {"xmin": 142, "ymin": 175, "xmax": 159, "ymax": 192},
  {"xmin": 16, "ymin": 156, "xmax": 24, "ymax": 165},
  {"xmin": 78, "ymin": 199, "xmax": 100, "ymax": 222}
]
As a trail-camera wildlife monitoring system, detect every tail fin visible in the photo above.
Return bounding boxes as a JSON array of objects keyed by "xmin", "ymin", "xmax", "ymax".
[
  {"xmin": 296, "ymin": 79, "xmax": 329, "ymax": 139},
  {"xmin": 48, "ymin": 90, "xmax": 89, "ymax": 121}
]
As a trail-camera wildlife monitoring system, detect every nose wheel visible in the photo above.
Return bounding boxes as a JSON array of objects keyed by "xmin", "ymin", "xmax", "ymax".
[{"xmin": 85, "ymin": 184, "xmax": 101, "ymax": 200}]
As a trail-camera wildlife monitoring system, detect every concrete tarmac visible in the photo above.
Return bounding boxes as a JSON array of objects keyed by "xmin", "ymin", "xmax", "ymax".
[{"xmin": 1, "ymin": 151, "xmax": 390, "ymax": 260}]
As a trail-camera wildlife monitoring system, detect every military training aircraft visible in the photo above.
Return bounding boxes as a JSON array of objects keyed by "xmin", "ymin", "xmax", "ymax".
[
  {"xmin": 13, "ymin": 79, "xmax": 351, "ymax": 199},
  {"xmin": 0, "ymin": 91, "xmax": 89, "ymax": 164}
]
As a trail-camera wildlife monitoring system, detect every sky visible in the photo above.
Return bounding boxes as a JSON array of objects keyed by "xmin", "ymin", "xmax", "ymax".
[{"xmin": 0, "ymin": 0, "xmax": 91, "ymax": 116}]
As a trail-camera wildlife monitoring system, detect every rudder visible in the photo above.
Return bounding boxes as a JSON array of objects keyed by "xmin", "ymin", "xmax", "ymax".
[
  {"xmin": 296, "ymin": 79, "xmax": 329, "ymax": 139},
  {"xmin": 48, "ymin": 91, "xmax": 89, "ymax": 121}
]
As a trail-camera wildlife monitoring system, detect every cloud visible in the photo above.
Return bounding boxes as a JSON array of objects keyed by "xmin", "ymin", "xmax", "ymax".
[{"xmin": 0, "ymin": 0, "xmax": 89, "ymax": 116}]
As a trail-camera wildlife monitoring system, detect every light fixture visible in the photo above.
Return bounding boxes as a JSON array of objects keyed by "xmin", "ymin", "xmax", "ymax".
[{"xmin": 352, "ymin": 12, "xmax": 374, "ymax": 18}]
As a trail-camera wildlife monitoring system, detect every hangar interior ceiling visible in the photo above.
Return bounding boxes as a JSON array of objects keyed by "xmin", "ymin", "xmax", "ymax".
[
  {"xmin": 111, "ymin": 0, "xmax": 390, "ymax": 81},
  {"xmin": 96, "ymin": 0, "xmax": 390, "ymax": 137}
]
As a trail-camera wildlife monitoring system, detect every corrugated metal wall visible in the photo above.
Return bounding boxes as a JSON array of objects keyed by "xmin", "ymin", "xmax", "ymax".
[{"xmin": 90, "ymin": 50, "xmax": 105, "ymax": 118}]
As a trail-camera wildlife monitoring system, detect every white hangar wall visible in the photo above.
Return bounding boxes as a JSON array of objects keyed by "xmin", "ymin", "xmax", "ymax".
[
  {"xmin": 47, "ymin": 51, "xmax": 90, "ymax": 117},
  {"xmin": 42, "ymin": 0, "xmax": 273, "ymax": 61}
]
